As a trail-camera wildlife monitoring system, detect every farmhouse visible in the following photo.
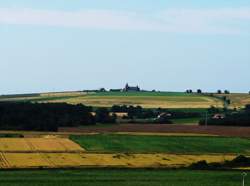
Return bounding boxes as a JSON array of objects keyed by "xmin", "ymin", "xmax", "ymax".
[
  {"xmin": 123, "ymin": 83, "xmax": 140, "ymax": 92},
  {"xmin": 212, "ymin": 114, "xmax": 225, "ymax": 119}
]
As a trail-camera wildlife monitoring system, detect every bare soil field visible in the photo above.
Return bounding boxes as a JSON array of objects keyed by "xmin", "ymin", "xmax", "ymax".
[{"xmin": 59, "ymin": 124, "xmax": 250, "ymax": 137}]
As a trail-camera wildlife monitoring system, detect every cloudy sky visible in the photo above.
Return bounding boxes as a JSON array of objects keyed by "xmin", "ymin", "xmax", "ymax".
[{"xmin": 0, "ymin": 0, "xmax": 250, "ymax": 94}]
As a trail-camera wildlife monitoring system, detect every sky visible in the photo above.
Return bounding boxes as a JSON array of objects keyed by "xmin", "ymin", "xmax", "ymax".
[{"xmin": 0, "ymin": 0, "xmax": 250, "ymax": 94}]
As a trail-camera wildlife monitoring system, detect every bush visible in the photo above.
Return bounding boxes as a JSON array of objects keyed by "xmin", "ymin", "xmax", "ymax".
[
  {"xmin": 189, "ymin": 160, "xmax": 209, "ymax": 170},
  {"xmin": 189, "ymin": 155, "xmax": 250, "ymax": 170}
]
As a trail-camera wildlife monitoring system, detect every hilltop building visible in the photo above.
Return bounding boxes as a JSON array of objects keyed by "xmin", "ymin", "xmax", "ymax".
[{"xmin": 123, "ymin": 83, "xmax": 140, "ymax": 92}]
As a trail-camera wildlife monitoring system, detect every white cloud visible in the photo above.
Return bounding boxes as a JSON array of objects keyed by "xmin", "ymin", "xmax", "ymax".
[
  {"xmin": 0, "ymin": 8, "xmax": 163, "ymax": 31},
  {"xmin": 0, "ymin": 8, "xmax": 249, "ymax": 34},
  {"xmin": 158, "ymin": 8, "xmax": 250, "ymax": 34}
]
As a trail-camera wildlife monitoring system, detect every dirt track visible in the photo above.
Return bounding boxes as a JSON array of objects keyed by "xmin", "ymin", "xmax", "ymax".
[{"xmin": 59, "ymin": 124, "xmax": 250, "ymax": 137}]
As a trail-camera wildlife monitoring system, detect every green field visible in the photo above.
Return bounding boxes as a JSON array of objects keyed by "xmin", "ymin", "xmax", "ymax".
[
  {"xmin": 2, "ymin": 91, "xmax": 250, "ymax": 109},
  {"xmin": 0, "ymin": 169, "xmax": 248, "ymax": 186},
  {"xmin": 0, "ymin": 91, "xmax": 223, "ymax": 109},
  {"xmin": 62, "ymin": 92, "xmax": 222, "ymax": 108},
  {"xmin": 70, "ymin": 134, "xmax": 250, "ymax": 154}
]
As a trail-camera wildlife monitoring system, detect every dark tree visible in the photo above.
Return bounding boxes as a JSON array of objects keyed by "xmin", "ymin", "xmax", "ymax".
[
  {"xmin": 95, "ymin": 108, "xmax": 116, "ymax": 123},
  {"xmin": 197, "ymin": 89, "xmax": 202, "ymax": 94},
  {"xmin": 245, "ymin": 104, "xmax": 250, "ymax": 111},
  {"xmin": 0, "ymin": 102, "xmax": 95, "ymax": 131},
  {"xmin": 186, "ymin": 89, "xmax": 193, "ymax": 94},
  {"xmin": 226, "ymin": 99, "xmax": 231, "ymax": 105},
  {"xmin": 208, "ymin": 106, "xmax": 220, "ymax": 114}
]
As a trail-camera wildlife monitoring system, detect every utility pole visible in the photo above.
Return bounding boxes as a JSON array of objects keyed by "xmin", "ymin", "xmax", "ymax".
[
  {"xmin": 205, "ymin": 111, "xmax": 208, "ymax": 127},
  {"xmin": 242, "ymin": 172, "xmax": 247, "ymax": 186}
]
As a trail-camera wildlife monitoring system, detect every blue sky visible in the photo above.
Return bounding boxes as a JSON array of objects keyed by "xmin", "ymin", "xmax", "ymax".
[{"xmin": 0, "ymin": 0, "xmax": 250, "ymax": 94}]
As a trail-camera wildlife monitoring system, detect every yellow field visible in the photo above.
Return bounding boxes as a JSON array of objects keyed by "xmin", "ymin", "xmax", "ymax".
[
  {"xmin": 0, "ymin": 138, "xmax": 85, "ymax": 152},
  {"xmin": 49, "ymin": 96, "xmax": 222, "ymax": 109},
  {"xmin": 0, "ymin": 153, "xmax": 237, "ymax": 169},
  {"xmin": 0, "ymin": 135, "xmax": 246, "ymax": 169},
  {"xmin": 215, "ymin": 93, "xmax": 250, "ymax": 108}
]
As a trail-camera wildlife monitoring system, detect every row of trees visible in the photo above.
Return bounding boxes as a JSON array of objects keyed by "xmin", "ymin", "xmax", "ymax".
[
  {"xmin": 1, "ymin": 102, "xmax": 202, "ymax": 131},
  {"xmin": 200, "ymin": 104, "xmax": 250, "ymax": 127},
  {"xmin": 217, "ymin": 90, "xmax": 230, "ymax": 94},
  {"xmin": 186, "ymin": 89, "xmax": 203, "ymax": 94},
  {"xmin": 111, "ymin": 105, "xmax": 201, "ymax": 119},
  {"xmin": 186, "ymin": 89, "xmax": 231, "ymax": 94},
  {"xmin": 0, "ymin": 102, "xmax": 116, "ymax": 131}
]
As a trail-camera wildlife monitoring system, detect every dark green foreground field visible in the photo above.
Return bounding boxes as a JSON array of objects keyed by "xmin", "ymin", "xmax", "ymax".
[
  {"xmin": 70, "ymin": 134, "xmax": 250, "ymax": 154},
  {"xmin": 0, "ymin": 169, "xmax": 248, "ymax": 186}
]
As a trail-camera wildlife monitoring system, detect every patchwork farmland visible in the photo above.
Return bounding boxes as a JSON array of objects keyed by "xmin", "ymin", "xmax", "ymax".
[
  {"xmin": 1, "ymin": 92, "xmax": 250, "ymax": 185},
  {"xmin": 0, "ymin": 133, "xmax": 249, "ymax": 170}
]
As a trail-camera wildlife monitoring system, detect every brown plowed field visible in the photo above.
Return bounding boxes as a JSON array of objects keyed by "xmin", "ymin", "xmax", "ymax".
[{"xmin": 59, "ymin": 124, "xmax": 250, "ymax": 137}]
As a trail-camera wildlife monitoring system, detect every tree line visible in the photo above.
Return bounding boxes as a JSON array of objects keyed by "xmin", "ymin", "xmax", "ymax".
[
  {"xmin": 0, "ymin": 102, "xmax": 116, "ymax": 131},
  {"xmin": 111, "ymin": 105, "xmax": 201, "ymax": 120},
  {"xmin": 200, "ymin": 104, "xmax": 250, "ymax": 127}
]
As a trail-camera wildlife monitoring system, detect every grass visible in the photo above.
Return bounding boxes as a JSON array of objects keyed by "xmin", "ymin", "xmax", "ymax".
[
  {"xmin": 58, "ymin": 93, "xmax": 221, "ymax": 109},
  {"xmin": 0, "ymin": 91, "xmax": 223, "ymax": 109},
  {"xmin": 0, "ymin": 95, "xmax": 83, "ymax": 103},
  {"xmin": 89, "ymin": 92, "xmax": 195, "ymax": 97},
  {"xmin": 215, "ymin": 93, "xmax": 250, "ymax": 109},
  {"xmin": 70, "ymin": 134, "xmax": 250, "ymax": 154},
  {"xmin": 2, "ymin": 92, "xmax": 250, "ymax": 109},
  {"xmin": 0, "ymin": 169, "xmax": 247, "ymax": 186}
]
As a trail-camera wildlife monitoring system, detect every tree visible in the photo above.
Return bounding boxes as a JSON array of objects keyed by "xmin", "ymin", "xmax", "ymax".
[
  {"xmin": 245, "ymin": 104, "xmax": 250, "ymax": 111},
  {"xmin": 197, "ymin": 89, "xmax": 202, "ymax": 94},
  {"xmin": 99, "ymin": 88, "xmax": 106, "ymax": 92},
  {"xmin": 224, "ymin": 90, "xmax": 230, "ymax": 94},
  {"xmin": 226, "ymin": 99, "xmax": 231, "ymax": 105},
  {"xmin": 95, "ymin": 108, "xmax": 116, "ymax": 123},
  {"xmin": 208, "ymin": 106, "xmax": 220, "ymax": 114},
  {"xmin": 186, "ymin": 89, "xmax": 193, "ymax": 94},
  {"xmin": 217, "ymin": 90, "xmax": 222, "ymax": 94}
]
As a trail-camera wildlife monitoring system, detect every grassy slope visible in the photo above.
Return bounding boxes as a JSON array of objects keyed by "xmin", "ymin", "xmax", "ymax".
[
  {"xmin": 65, "ymin": 92, "xmax": 221, "ymax": 108},
  {"xmin": 2, "ymin": 92, "xmax": 250, "ymax": 109},
  {"xmin": 215, "ymin": 93, "xmax": 250, "ymax": 108},
  {"xmin": 70, "ymin": 134, "xmax": 250, "ymax": 154},
  {"xmin": 0, "ymin": 91, "xmax": 223, "ymax": 109}
]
